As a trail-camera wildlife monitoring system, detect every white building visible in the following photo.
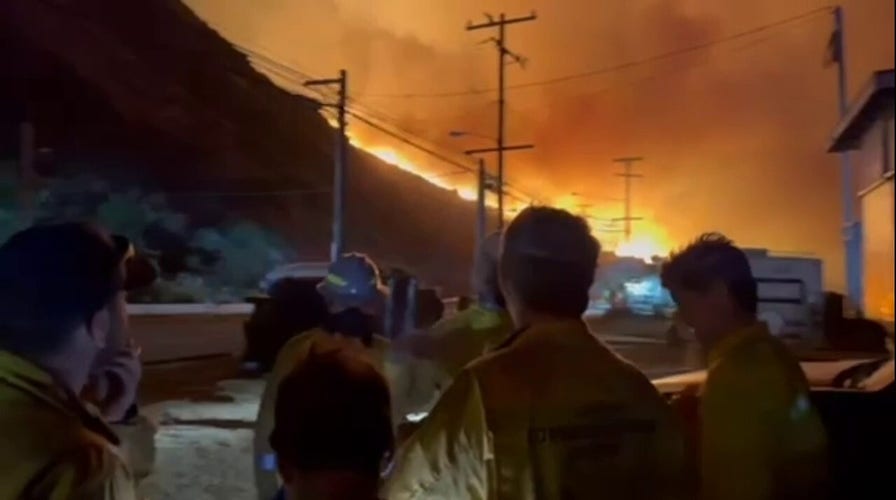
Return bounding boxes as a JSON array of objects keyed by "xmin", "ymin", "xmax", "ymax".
[{"xmin": 829, "ymin": 69, "xmax": 894, "ymax": 325}]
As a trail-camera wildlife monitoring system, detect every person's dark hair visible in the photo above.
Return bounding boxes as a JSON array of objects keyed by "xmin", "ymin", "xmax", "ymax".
[
  {"xmin": 500, "ymin": 206, "xmax": 601, "ymax": 317},
  {"xmin": 660, "ymin": 232, "xmax": 758, "ymax": 315},
  {"xmin": 269, "ymin": 347, "xmax": 393, "ymax": 475},
  {"xmin": 0, "ymin": 222, "xmax": 126, "ymax": 356}
]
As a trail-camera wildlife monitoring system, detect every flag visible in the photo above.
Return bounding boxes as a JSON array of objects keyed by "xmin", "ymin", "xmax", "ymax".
[{"xmin": 824, "ymin": 27, "xmax": 842, "ymax": 68}]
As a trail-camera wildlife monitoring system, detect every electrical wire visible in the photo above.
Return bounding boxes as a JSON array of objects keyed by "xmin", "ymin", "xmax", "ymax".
[
  {"xmin": 357, "ymin": 6, "xmax": 832, "ymax": 99},
  {"xmin": 234, "ymin": 42, "xmax": 546, "ymax": 205}
]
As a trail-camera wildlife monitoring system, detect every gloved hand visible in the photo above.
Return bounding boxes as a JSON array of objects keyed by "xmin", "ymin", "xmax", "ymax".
[{"xmin": 85, "ymin": 341, "xmax": 143, "ymax": 423}]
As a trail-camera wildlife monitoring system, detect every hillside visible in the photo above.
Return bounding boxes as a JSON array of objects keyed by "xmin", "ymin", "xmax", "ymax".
[{"xmin": 0, "ymin": 0, "xmax": 481, "ymax": 295}]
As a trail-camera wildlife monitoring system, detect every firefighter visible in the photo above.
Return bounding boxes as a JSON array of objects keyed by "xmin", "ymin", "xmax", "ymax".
[
  {"xmin": 254, "ymin": 252, "xmax": 395, "ymax": 500},
  {"xmin": 661, "ymin": 233, "xmax": 828, "ymax": 500},
  {"xmin": 382, "ymin": 206, "xmax": 689, "ymax": 500},
  {"xmin": 393, "ymin": 231, "xmax": 514, "ymax": 419},
  {"xmin": 0, "ymin": 223, "xmax": 142, "ymax": 499}
]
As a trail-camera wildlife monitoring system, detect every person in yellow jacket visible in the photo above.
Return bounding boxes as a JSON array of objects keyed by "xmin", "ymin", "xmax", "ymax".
[
  {"xmin": 394, "ymin": 232, "xmax": 514, "ymax": 418},
  {"xmin": 0, "ymin": 223, "xmax": 139, "ymax": 499},
  {"xmin": 660, "ymin": 233, "xmax": 829, "ymax": 500},
  {"xmin": 382, "ymin": 207, "xmax": 689, "ymax": 500},
  {"xmin": 255, "ymin": 252, "xmax": 396, "ymax": 500}
]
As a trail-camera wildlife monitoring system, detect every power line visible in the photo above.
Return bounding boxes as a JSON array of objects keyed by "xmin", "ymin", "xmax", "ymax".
[
  {"xmin": 232, "ymin": 41, "xmax": 545, "ymax": 206},
  {"xmin": 357, "ymin": 6, "xmax": 831, "ymax": 99},
  {"xmin": 347, "ymin": 110, "xmax": 475, "ymax": 174}
]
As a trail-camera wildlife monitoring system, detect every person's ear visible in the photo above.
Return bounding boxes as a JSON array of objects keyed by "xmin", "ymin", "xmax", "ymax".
[{"xmin": 87, "ymin": 307, "xmax": 111, "ymax": 349}]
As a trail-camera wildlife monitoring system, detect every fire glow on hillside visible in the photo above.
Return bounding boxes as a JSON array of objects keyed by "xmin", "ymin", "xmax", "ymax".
[{"xmin": 337, "ymin": 119, "xmax": 672, "ymax": 262}]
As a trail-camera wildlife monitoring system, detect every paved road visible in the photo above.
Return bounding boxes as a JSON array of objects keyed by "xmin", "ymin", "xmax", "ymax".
[{"xmin": 133, "ymin": 311, "xmax": 677, "ymax": 361}]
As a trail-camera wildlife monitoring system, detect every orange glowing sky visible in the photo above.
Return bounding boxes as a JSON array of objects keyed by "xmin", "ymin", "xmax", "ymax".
[{"xmin": 185, "ymin": 0, "xmax": 894, "ymax": 289}]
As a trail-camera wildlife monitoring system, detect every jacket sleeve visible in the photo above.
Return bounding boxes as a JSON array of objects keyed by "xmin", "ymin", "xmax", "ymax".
[
  {"xmin": 382, "ymin": 369, "xmax": 490, "ymax": 500},
  {"xmin": 27, "ymin": 443, "xmax": 138, "ymax": 500},
  {"xmin": 386, "ymin": 351, "xmax": 449, "ymax": 420}
]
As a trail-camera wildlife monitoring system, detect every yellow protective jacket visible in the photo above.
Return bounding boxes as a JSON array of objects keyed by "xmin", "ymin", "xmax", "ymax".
[
  {"xmin": 254, "ymin": 328, "xmax": 396, "ymax": 500},
  {"xmin": 0, "ymin": 351, "xmax": 137, "ymax": 500},
  {"xmin": 394, "ymin": 305, "xmax": 513, "ymax": 416},
  {"xmin": 382, "ymin": 319, "xmax": 690, "ymax": 500},
  {"xmin": 700, "ymin": 322, "xmax": 828, "ymax": 500}
]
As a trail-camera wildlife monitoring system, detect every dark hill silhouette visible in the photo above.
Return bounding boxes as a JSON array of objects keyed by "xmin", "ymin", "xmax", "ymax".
[{"xmin": 0, "ymin": 0, "xmax": 482, "ymax": 294}]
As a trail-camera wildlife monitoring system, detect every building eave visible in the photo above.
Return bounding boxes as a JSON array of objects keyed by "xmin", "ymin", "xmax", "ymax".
[{"xmin": 829, "ymin": 69, "xmax": 895, "ymax": 153}]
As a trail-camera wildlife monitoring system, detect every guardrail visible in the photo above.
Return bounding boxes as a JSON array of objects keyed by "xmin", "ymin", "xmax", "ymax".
[
  {"xmin": 127, "ymin": 297, "xmax": 465, "ymax": 317},
  {"xmin": 127, "ymin": 303, "xmax": 253, "ymax": 316}
]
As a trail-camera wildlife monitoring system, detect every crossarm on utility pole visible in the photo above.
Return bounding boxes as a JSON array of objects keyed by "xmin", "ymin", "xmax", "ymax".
[
  {"xmin": 612, "ymin": 157, "xmax": 645, "ymax": 242},
  {"xmin": 463, "ymin": 144, "xmax": 534, "ymax": 155},
  {"xmin": 466, "ymin": 12, "xmax": 537, "ymax": 30}
]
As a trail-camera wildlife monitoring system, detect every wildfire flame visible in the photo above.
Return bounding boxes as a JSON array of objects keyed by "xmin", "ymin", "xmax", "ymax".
[{"xmin": 333, "ymin": 119, "xmax": 672, "ymax": 261}]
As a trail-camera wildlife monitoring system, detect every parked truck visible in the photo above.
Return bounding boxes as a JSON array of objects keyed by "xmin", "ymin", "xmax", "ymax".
[
  {"xmin": 743, "ymin": 248, "xmax": 824, "ymax": 338},
  {"xmin": 590, "ymin": 248, "xmax": 825, "ymax": 341}
]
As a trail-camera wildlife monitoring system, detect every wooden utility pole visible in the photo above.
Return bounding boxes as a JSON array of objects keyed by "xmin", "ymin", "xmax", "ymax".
[
  {"xmin": 466, "ymin": 11, "xmax": 536, "ymax": 229},
  {"xmin": 476, "ymin": 158, "xmax": 487, "ymax": 250},
  {"xmin": 305, "ymin": 70, "xmax": 348, "ymax": 261},
  {"xmin": 612, "ymin": 157, "xmax": 644, "ymax": 242},
  {"xmin": 828, "ymin": 6, "xmax": 863, "ymax": 310}
]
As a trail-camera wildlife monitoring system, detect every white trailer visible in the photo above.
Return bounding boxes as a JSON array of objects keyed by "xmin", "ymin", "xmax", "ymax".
[{"xmin": 743, "ymin": 248, "xmax": 824, "ymax": 338}]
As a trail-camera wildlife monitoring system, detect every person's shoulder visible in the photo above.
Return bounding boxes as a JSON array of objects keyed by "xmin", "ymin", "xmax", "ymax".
[
  {"xmin": 370, "ymin": 334, "xmax": 392, "ymax": 358},
  {"xmin": 428, "ymin": 308, "xmax": 474, "ymax": 335},
  {"xmin": 707, "ymin": 334, "xmax": 803, "ymax": 406},
  {"xmin": 27, "ymin": 438, "xmax": 135, "ymax": 499},
  {"xmin": 720, "ymin": 333, "xmax": 799, "ymax": 379},
  {"xmin": 281, "ymin": 328, "xmax": 332, "ymax": 354}
]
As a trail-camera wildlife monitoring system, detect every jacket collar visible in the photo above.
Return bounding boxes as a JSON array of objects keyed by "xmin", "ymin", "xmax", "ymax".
[
  {"xmin": 708, "ymin": 321, "xmax": 771, "ymax": 370},
  {"xmin": 492, "ymin": 318, "xmax": 589, "ymax": 352},
  {"xmin": 0, "ymin": 350, "xmax": 120, "ymax": 446}
]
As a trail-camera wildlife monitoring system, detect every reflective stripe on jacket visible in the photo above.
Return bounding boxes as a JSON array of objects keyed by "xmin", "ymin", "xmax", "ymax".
[
  {"xmin": 700, "ymin": 322, "xmax": 828, "ymax": 500},
  {"xmin": 382, "ymin": 319, "xmax": 690, "ymax": 500},
  {"xmin": 0, "ymin": 351, "xmax": 137, "ymax": 500}
]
